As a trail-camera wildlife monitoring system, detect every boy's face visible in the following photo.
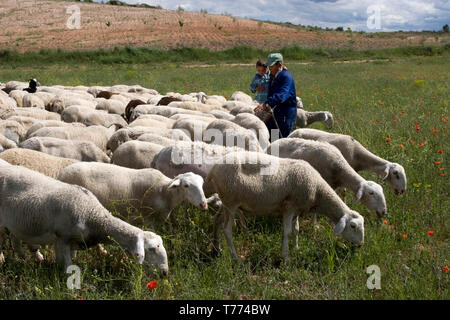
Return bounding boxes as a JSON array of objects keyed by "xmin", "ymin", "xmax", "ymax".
[{"xmin": 257, "ymin": 66, "xmax": 267, "ymax": 76}]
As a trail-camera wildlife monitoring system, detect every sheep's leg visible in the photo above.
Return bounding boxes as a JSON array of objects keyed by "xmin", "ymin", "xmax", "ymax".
[
  {"xmin": 0, "ymin": 228, "xmax": 6, "ymax": 264},
  {"xmin": 54, "ymin": 239, "xmax": 73, "ymax": 269},
  {"xmin": 292, "ymin": 216, "xmax": 300, "ymax": 250},
  {"xmin": 10, "ymin": 234, "xmax": 25, "ymax": 259},
  {"xmin": 282, "ymin": 212, "xmax": 295, "ymax": 264},
  {"xmin": 223, "ymin": 210, "xmax": 239, "ymax": 261},
  {"xmin": 211, "ymin": 210, "xmax": 225, "ymax": 252}
]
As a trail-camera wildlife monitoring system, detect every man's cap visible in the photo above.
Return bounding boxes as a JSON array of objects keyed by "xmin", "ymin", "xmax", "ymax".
[{"xmin": 266, "ymin": 53, "xmax": 283, "ymax": 66}]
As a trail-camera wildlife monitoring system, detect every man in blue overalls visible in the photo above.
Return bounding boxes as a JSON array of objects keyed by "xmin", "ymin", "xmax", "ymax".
[{"xmin": 254, "ymin": 53, "xmax": 297, "ymax": 140}]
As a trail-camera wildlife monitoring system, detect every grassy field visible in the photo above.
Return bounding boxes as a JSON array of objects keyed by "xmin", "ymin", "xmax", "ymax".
[{"xmin": 0, "ymin": 54, "xmax": 448, "ymax": 299}]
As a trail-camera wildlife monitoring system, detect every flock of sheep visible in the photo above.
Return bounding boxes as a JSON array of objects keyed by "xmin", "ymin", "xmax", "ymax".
[{"xmin": 0, "ymin": 79, "xmax": 407, "ymax": 277}]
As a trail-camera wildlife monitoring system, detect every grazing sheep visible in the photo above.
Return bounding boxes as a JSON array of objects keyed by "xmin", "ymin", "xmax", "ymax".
[
  {"xmin": 229, "ymin": 105, "xmax": 256, "ymax": 116},
  {"xmin": 22, "ymin": 93, "xmax": 45, "ymax": 109},
  {"xmin": 232, "ymin": 113, "xmax": 270, "ymax": 150},
  {"xmin": 267, "ymin": 138, "xmax": 387, "ymax": 217},
  {"xmin": 2, "ymin": 81, "xmax": 28, "ymax": 94},
  {"xmin": 3, "ymin": 108, "xmax": 61, "ymax": 121},
  {"xmin": 168, "ymin": 101, "xmax": 224, "ymax": 113},
  {"xmin": 136, "ymin": 133, "xmax": 180, "ymax": 147},
  {"xmin": 288, "ymin": 129, "xmax": 407, "ymax": 194},
  {"xmin": 0, "ymin": 120, "xmax": 26, "ymax": 144},
  {"xmin": 0, "ymin": 148, "xmax": 78, "ymax": 178},
  {"xmin": 29, "ymin": 124, "xmax": 118, "ymax": 152},
  {"xmin": 222, "ymin": 101, "xmax": 256, "ymax": 112},
  {"xmin": 124, "ymin": 99, "xmax": 147, "ymax": 122},
  {"xmin": 172, "ymin": 118, "xmax": 209, "ymax": 141},
  {"xmin": 0, "ymin": 134, "xmax": 17, "ymax": 150},
  {"xmin": 131, "ymin": 105, "xmax": 212, "ymax": 120},
  {"xmin": 129, "ymin": 117, "xmax": 173, "ymax": 129},
  {"xmin": 157, "ymin": 96, "xmax": 182, "ymax": 106},
  {"xmin": 61, "ymin": 105, "xmax": 100, "ymax": 123},
  {"xmin": 203, "ymin": 119, "xmax": 263, "ymax": 152},
  {"xmin": 9, "ymin": 90, "xmax": 27, "ymax": 107},
  {"xmin": 34, "ymin": 91, "xmax": 56, "ymax": 108},
  {"xmin": 6, "ymin": 116, "xmax": 39, "ymax": 131},
  {"xmin": 112, "ymin": 141, "xmax": 164, "ymax": 169},
  {"xmin": 0, "ymin": 95, "xmax": 18, "ymax": 108},
  {"xmin": 0, "ymin": 164, "xmax": 168, "ymax": 276},
  {"xmin": 130, "ymin": 114, "xmax": 175, "ymax": 128},
  {"xmin": 58, "ymin": 162, "xmax": 208, "ymax": 221},
  {"xmin": 95, "ymin": 99, "xmax": 126, "ymax": 115},
  {"xmin": 107, "ymin": 126, "xmax": 190, "ymax": 152},
  {"xmin": 229, "ymin": 91, "xmax": 253, "ymax": 104},
  {"xmin": 296, "ymin": 109, "xmax": 334, "ymax": 129},
  {"xmin": 169, "ymin": 113, "xmax": 215, "ymax": 124},
  {"xmin": 26, "ymin": 120, "xmax": 85, "ymax": 138},
  {"xmin": 210, "ymin": 109, "xmax": 235, "ymax": 121},
  {"xmin": 206, "ymin": 151, "xmax": 365, "ymax": 262},
  {"xmin": 81, "ymin": 111, "xmax": 128, "ymax": 128},
  {"xmin": 20, "ymin": 137, "xmax": 110, "ymax": 163},
  {"xmin": 96, "ymin": 91, "xmax": 119, "ymax": 99}
]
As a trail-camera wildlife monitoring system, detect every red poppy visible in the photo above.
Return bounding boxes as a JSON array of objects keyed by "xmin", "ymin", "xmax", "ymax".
[
  {"xmin": 386, "ymin": 137, "xmax": 391, "ymax": 142},
  {"xmin": 402, "ymin": 234, "xmax": 408, "ymax": 238},
  {"xmin": 442, "ymin": 174, "xmax": 445, "ymax": 177},
  {"xmin": 383, "ymin": 220, "xmax": 388, "ymax": 224},
  {"xmin": 393, "ymin": 120, "xmax": 397, "ymax": 124},
  {"xmin": 444, "ymin": 120, "xmax": 448, "ymax": 124},
  {"xmin": 415, "ymin": 125, "xmax": 420, "ymax": 131},
  {"xmin": 438, "ymin": 149, "xmax": 443, "ymax": 154},
  {"xmin": 400, "ymin": 144, "xmax": 404, "ymax": 148},
  {"xmin": 440, "ymin": 168, "xmax": 444, "ymax": 171},
  {"xmin": 419, "ymin": 142, "xmax": 425, "ymax": 147},
  {"xmin": 433, "ymin": 129, "xmax": 439, "ymax": 133},
  {"xmin": 409, "ymin": 140, "xmax": 414, "ymax": 144},
  {"xmin": 428, "ymin": 231, "xmax": 434, "ymax": 236},
  {"xmin": 443, "ymin": 266, "xmax": 449, "ymax": 272},
  {"xmin": 146, "ymin": 281, "xmax": 158, "ymax": 290},
  {"xmin": 435, "ymin": 161, "xmax": 441, "ymax": 165}
]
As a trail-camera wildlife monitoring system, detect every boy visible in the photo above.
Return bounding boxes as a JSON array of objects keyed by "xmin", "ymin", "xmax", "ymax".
[{"xmin": 249, "ymin": 60, "xmax": 270, "ymax": 104}]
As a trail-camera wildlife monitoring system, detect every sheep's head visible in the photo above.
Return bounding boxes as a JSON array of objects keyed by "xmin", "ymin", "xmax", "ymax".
[
  {"xmin": 323, "ymin": 112, "xmax": 334, "ymax": 129},
  {"xmin": 355, "ymin": 181, "xmax": 387, "ymax": 217},
  {"xmin": 47, "ymin": 98, "xmax": 64, "ymax": 114},
  {"xmin": 168, "ymin": 172, "xmax": 208, "ymax": 211},
  {"xmin": 382, "ymin": 163, "xmax": 407, "ymax": 195},
  {"xmin": 140, "ymin": 232, "xmax": 168, "ymax": 277},
  {"xmin": 333, "ymin": 211, "xmax": 364, "ymax": 246}
]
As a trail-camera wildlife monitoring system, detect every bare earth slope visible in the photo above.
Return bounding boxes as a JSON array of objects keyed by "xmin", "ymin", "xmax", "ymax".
[{"xmin": 0, "ymin": 0, "xmax": 448, "ymax": 53}]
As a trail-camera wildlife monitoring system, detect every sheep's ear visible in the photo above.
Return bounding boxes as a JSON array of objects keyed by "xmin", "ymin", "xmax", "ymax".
[
  {"xmin": 381, "ymin": 165, "xmax": 390, "ymax": 180},
  {"xmin": 168, "ymin": 178, "xmax": 181, "ymax": 189},
  {"xmin": 133, "ymin": 238, "xmax": 145, "ymax": 264},
  {"xmin": 333, "ymin": 216, "xmax": 347, "ymax": 235},
  {"xmin": 354, "ymin": 185, "xmax": 364, "ymax": 201}
]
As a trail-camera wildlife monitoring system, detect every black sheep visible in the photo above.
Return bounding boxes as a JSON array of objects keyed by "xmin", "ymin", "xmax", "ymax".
[{"xmin": 23, "ymin": 78, "xmax": 40, "ymax": 93}]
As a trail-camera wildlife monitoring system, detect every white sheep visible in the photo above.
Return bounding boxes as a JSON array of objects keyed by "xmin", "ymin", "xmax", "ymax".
[
  {"xmin": 0, "ymin": 95, "xmax": 18, "ymax": 108},
  {"xmin": 229, "ymin": 91, "xmax": 254, "ymax": 104},
  {"xmin": 20, "ymin": 137, "xmax": 111, "ymax": 163},
  {"xmin": 3, "ymin": 107, "xmax": 61, "ymax": 121},
  {"xmin": 167, "ymin": 101, "xmax": 224, "ymax": 113},
  {"xmin": 232, "ymin": 113, "xmax": 270, "ymax": 150},
  {"xmin": 129, "ymin": 117, "xmax": 174, "ymax": 129},
  {"xmin": 172, "ymin": 118, "xmax": 210, "ymax": 141},
  {"xmin": 222, "ymin": 101, "xmax": 256, "ymax": 112},
  {"xmin": 288, "ymin": 129, "xmax": 407, "ymax": 195},
  {"xmin": 136, "ymin": 133, "xmax": 180, "ymax": 147},
  {"xmin": 296, "ymin": 109, "xmax": 334, "ymax": 129},
  {"xmin": 267, "ymin": 138, "xmax": 387, "ymax": 217},
  {"xmin": 205, "ymin": 151, "xmax": 365, "ymax": 262},
  {"xmin": 0, "ymin": 148, "xmax": 78, "ymax": 178},
  {"xmin": 26, "ymin": 120, "xmax": 86, "ymax": 138},
  {"xmin": 22, "ymin": 93, "xmax": 45, "ymax": 109},
  {"xmin": 58, "ymin": 162, "xmax": 208, "ymax": 221},
  {"xmin": 0, "ymin": 134, "xmax": 17, "ymax": 150},
  {"xmin": 6, "ymin": 116, "xmax": 40, "ymax": 131},
  {"xmin": 95, "ymin": 99, "xmax": 126, "ymax": 115},
  {"xmin": 8, "ymin": 90, "xmax": 27, "ymax": 107},
  {"xmin": 229, "ymin": 105, "xmax": 256, "ymax": 116},
  {"xmin": 112, "ymin": 140, "xmax": 164, "ymax": 169},
  {"xmin": 0, "ymin": 120, "xmax": 27, "ymax": 144},
  {"xmin": 0, "ymin": 163, "xmax": 168, "ymax": 276},
  {"xmin": 210, "ymin": 109, "xmax": 235, "ymax": 121}
]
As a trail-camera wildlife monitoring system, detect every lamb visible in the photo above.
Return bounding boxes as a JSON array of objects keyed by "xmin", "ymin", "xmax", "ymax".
[
  {"xmin": 3, "ymin": 107, "xmax": 61, "ymax": 121},
  {"xmin": 107, "ymin": 126, "xmax": 191, "ymax": 152},
  {"xmin": 26, "ymin": 120, "xmax": 86, "ymax": 138},
  {"xmin": 20, "ymin": 137, "xmax": 111, "ymax": 163},
  {"xmin": 205, "ymin": 151, "xmax": 365, "ymax": 262},
  {"xmin": 22, "ymin": 93, "xmax": 45, "ymax": 109},
  {"xmin": 0, "ymin": 164, "xmax": 168, "ymax": 276},
  {"xmin": 267, "ymin": 138, "xmax": 387, "ymax": 217},
  {"xmin": 58, "ymin": 162, "xmax": 208, "ymax": 221},
  {"xmin": 0, "ymin": 134, "xmax": 17, "ymax": 150},
  {"xmin": 210, "ymin": 110, "xmax": 235, "ymax": 121},
  {"xmin": 0, "ymin": 120, "xmax": 27, "ymax": 144},
  {"xmin": 112, "ymin": 141, "xmax": 164, "ymax": 169},
  {"xmin": 232, "ymin": 113, "xmax": 270, "ymax": 150},
  {"xmin": 203, "ymin": 119, "xmax": 263, "ymax": 152},
  {"xmin": 0, "ymin": 148, "xmax": 78, "ymax": 178},
  {"xmin": 288, "ymin": 129, "xmax": 407, "ymax": 195},
  {"xmin": 296, "ymin": 109, "xmax": 334, "ymax": 129},
  {"xmin": 29, "ymin": 124, "xmax": 118, "ymax": 152},
  {"xmin": 229, "ymin": 91, "xmax": 253, "ymax": 104},
  {"xmin": 172, "ymin": 118, "xmax": 210, "ymax": 141},
  {"xmin": 95, "ymin": 99, "xmax": 126, "ymax": 115}
]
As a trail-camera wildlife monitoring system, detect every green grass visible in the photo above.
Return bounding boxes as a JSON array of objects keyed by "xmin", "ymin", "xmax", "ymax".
[{"xmin": 0, "ymin": 54, "xmax": 448, "ymax": 299}]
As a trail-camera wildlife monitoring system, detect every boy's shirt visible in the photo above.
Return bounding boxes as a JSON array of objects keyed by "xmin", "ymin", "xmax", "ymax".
[{"xmin": 249, "ymin": 70, "xmax": 270, "ymax": 103}]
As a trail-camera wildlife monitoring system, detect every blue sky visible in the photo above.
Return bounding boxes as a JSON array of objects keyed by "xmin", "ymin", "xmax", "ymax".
[{"xmin": 93, "ymin": 0, "xmax": 450, "ymax": 31}]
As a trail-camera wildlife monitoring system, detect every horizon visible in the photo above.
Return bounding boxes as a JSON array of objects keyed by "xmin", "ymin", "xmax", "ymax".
[{"xmin": 90, "ymin": 0, "xmax": 450, "ymax": 32}]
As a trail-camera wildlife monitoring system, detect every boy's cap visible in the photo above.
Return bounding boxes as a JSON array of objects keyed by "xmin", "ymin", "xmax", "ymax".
[{"xmin": 266, "ymin": 53, "xmax": 283, "ymax": 66}]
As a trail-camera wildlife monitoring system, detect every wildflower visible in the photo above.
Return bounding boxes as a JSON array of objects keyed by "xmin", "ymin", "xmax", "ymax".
[
  {"xmin": 146, "ymin": 281, "xmax": 158, "ymax": 290},
  {"xmin": 383, "ymin": 220, "xmax": 388, "ymax": 224},
  {"xmin": 393, "ymin": 120, "xmax": 397, "ymax": 124},
  {"xmin": 433, "ymin": 129, "xmax": 439, "ymax": 133},
  {"xmin": 442, "ymin": 174, "xmax": 445, "ymax": 177},
  {"xmin": 400, "ymin": 144, "xmax": 404, "ymax": 148},
  {"xmin": 428, "ymin": 231, "xmax": 434, "ymax": 236},
  {"xmin": 435, "ymin": 161, "xmax": 441, "ymax": 165},
  {"xmin": 440, "ymin": 168, "xmax": 444, "ymax": 171},
  {"xmin": 415, "ymin": 125, "xmax": 420, "ymax": 131},
  {"xmin": 443, "ymin": 266, "xmax": 449, "ymax": 272},
  {"xmin": 437, "ymin": 149, "xmax": 443, "ymax": 154},
  {"xmin": 409, "ymin": 140, "xmax": 414, "ymax": 144},
  {"xmin": 386, "ymin": 137, "xmax": 391, "ymax": 142},
  {"xmin": 419, "ymin": 142, "xmax": 425, "ymax": 147},
  {"xmin": 402, "ymin": 234, "xmax": 408, "ymax": 238}
]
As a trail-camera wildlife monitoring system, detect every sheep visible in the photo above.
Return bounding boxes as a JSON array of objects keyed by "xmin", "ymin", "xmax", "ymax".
[
  {"xmin": 107, "ymin": 126, "xmax": 191, "ymax": 153},
  {"xmin": 26, "ymin": 120, "xmax": 86, "ymax": 138},
  {"xmin": 0, "ymin": 95, "xmax": 18, "ymax": 108},
  {"xmin": 0, "ymin": 120, "xmax": 27, "ymax": 144},
  {"xmin": 130, "ymin": 104, "xmax": 212, "ymax": 120},
  {"xmin": 169, "ymin": 113, "xmax": 215, "ymax": 124},
  {"xmin": 3, "ymin": 108, "xmax": 61, "ymax": 121},
  {"xmin": 210, "ymin": 109, "xmax": 235, "ymax": 121},
  {"xmin": 47, "ymin": 96, "xmax": 96, "ymax": 114},
  {"xmin": 96, "ymin": 91, "xmax": 119, "ymax": 99},
  {"xmin": 81, "ymin": 111, "xmax": 128, "ymax": 128},
  {"xmin": 137, "ymin": 133, "xmax": 180, "ymax": 147},
  {"xmin": 29, "ymin": 124, "xmax": 118, "ymax": 152},
  {"xmin": 0, "ymin": 134, "xmax": 17, "ymax": 150},
  {"xmin": 61, "ymin": 105, "xmax": 99, "ymax": 123},
  {"xmin": 157, "ymin": 96, "xmax": 182, "ymax": 106},
  {"xmin": 296, "ymin": 97, "xmax": 303, "ymax": 109},
  {"xmin": 95, "ymin": 99, "xmax": 126, "ymax": 115},
  {"xmin": 0, "ymin": 164, "xmax": 168, "ymax": 276},
  {"xmin": 232, "ymin": 113, "xmax": 270, "ymax": 150},
  {"xmin": 130, "ymin": 114, "xmax": 176, "ymax": 128},
  {"xmin": 229, "ymin": 91, "xmax": 253, "ymax": 104},
  {"xmin": 34, "ymin": 91, "xmax": 56, "ymax": 108},
  {"xmin": 124, "ymin": 99, "xmax": 147, "ymax": 122},
  {"xmin": 6, "ymin": 116, "xmax": 39, "ymax": 131},
  {"xmin": 8, "ymin": 90, "xmax": 27, "ymax": 107},
  {"xmin": 205, "ymin": 151, "xmax": 365, "ymax": 262},
  {"xmin": 20, "ymin": 137, "xmax": 110, "ymax": 163},
  {"xmin": 167, "ymin": 101, "xmax": 224, "ymax": 113},
  {"xmin": 296, "ymin": 109, "xmax": 334, "ymax": 129},
  {"xmin": 172, "ymin": 118, "xmax": 209, "ymax": 141},
  {"xmin": 288, "ymin": 128, "xmax": 407, "ymax": 195},
  {"xmin": 112, "ymin": 141, "xmax": 164, "ymax": 169},
  {"xmin": 22, "ymin": 93, "xmax": 45, "ymax": 109},
  {"xmin": 58, "ymin": 162, "xmax": 208, "ymax": 221},
  {"xmin": 230, "ymin": 105, "xmax": 256, "ymax": 116},
  {"xmin": 23, "ymin": 78, "xmax": 40, "ymax": 93},
  {"xmin": 0, "ymin": 148, "xmax": 78, "ymax": 178},
  {"xmin": 203, "ymin": 119, "xmax": 263, "ymax": 152},
  {"xmin": 267, "ymin": 138, "xmax": 387, "ymax": 217},
  {"xmin": 129, "ymin": 117, "xmax": 173, "ymax": 129},
  {"xmin": 2, "ymin": 81, "xmax": 28, "ymax": 94},
  {"xmin": 222, "ymin": 101, "xmax": 257, "ymax": 112}
]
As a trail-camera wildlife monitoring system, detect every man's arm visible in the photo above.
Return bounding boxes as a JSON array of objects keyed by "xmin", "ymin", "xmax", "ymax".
[{"xmin": 265, "ymin": 72, "xmax": 293, "ymax": 108}]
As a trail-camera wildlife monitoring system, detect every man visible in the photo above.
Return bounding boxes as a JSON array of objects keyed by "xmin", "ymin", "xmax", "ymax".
[{"xmin": 254, "ymin": 53, "xmax": 297, "ymax": 140}]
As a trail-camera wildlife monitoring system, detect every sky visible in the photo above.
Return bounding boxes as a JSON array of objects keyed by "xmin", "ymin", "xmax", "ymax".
[{"xmin": 93, "ymin": 0, "xmax": 450, "ymax": 32}]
